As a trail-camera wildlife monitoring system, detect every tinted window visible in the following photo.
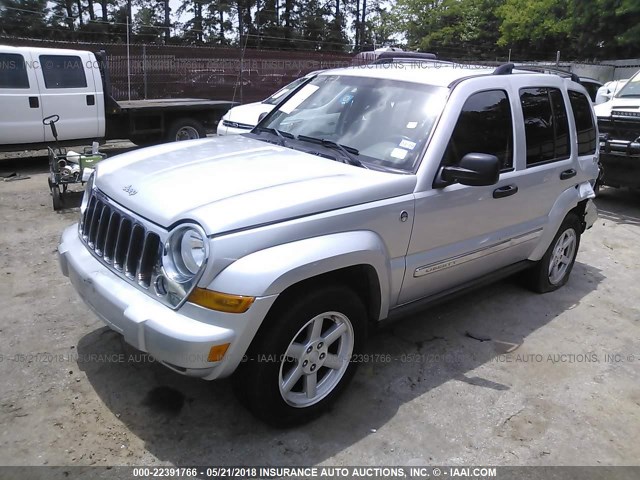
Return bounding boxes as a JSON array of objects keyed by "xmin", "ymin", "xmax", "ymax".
[
  {"xmin": 520, "ymin": 87, "xmax": 570, "ymax": 166},
  {"xmin": 443, "ymin": 90, "xmax": 513, "ymax": 170},
  {"xmin": 569, "ymin": 90, "xmax": 597, "ymax": 155},
  {"xmin": 0, "ymin": 53, "xmax": 29, "ymax": 89},
  {"xmin": 550, "ymin": 88, "xmax": 570, "ymax": 158},
  {"xmin": 580, "ymin": 80, "xmax": 600, "ymax": 102},
  {"xmin": 40, "ymin": 55, "xmax": 87, "ymax": 89}
]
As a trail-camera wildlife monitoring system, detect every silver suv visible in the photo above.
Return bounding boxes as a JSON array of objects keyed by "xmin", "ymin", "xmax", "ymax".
[{"xmin": 58, "ymin": 61, "xmax": 599, "ymax": 426}]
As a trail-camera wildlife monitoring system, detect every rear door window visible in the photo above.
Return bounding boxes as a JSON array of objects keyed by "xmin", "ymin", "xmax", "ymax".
[
  {"xmin": 39, "ymin": 55, "xmax": 87, "ymax": 89},
  {"xmin": 568, "ymin": 91, "xmax": 597, "ymax": 155},
  {"xmin": 0, "ymin": 53, "xmax": 29, "ymax": 89},
  {"xmin": 520, "ymin": 87, "xmax": 570, "ymax": 166}
]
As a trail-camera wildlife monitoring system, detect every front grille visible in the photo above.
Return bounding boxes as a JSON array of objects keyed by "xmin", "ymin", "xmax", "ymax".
[
  {"xmin": 80, "ymin": 191, "xmax": 161, "ymax": 288},
  {"xmin": 222, "ymin": 119, "xmax": 254, "ymax": 130},
  {"xmin": 598, "ymin": 118, "xmax": 640, "ymax": 142}
]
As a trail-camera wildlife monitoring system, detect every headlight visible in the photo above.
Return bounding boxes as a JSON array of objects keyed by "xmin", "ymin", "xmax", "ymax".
[
  {"xmin": 160, "ymin": 224, "xmax": 210, "ymax": 307},
  {"xmin": 178, "ymin": 228, "xmax": 206, "ymax": 275},
  {"xmin": 163, "ymin": 224, "xmax": 209, "ymax": 282}
]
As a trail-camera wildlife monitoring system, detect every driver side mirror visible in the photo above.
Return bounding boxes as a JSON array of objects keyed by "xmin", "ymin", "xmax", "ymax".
[{"xmin": 439, "ymin": 153, "xmax": 500, "ymax": 187}]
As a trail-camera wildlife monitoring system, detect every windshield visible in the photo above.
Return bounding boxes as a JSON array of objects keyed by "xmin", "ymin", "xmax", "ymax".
[
  {"xmin": 260, "ymin": 74, "xmax": 448, "ymax": 171},
  {"xmin": 616, "ymin": 70, "xmax": 640, "ymax": 98},
  {"xmin": 263, "ymin": 77, "xmax": 310, "ymax": 105}
]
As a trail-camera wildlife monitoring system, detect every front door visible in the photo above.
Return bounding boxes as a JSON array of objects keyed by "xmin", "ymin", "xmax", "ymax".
[{"xmin": 0, "ymin": 48, "xmax": 44, "ymax": 145}]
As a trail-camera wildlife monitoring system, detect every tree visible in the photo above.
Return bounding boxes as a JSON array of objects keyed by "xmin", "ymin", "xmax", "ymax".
[
  {"xmin": 393, "ymin": 0, "xmax": 505, "ymax": 59},
  {"xmin": 496, "ymin": 0, "xmax": 573, "ymax": 59},
  {"xmin": 0, "ymin": 0, "xmax": 49, "ymax": 37}
]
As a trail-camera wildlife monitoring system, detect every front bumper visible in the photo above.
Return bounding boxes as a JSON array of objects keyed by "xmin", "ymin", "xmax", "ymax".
[{"xmin": 58, "ymin": 225, "xmax": 277, "ymax": 380}]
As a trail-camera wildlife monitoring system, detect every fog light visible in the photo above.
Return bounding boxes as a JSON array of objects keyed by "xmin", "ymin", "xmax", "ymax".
[
  {"xmin": 188, "ymin": 288, "xmax": 255, "ymax": 313},
  {"xmin": 208, "ymin": 343, "xmax": 230, "ymax": 362}
]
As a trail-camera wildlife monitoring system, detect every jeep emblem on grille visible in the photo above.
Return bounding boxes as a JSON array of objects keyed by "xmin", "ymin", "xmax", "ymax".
[{"xmin": 123, "ymin": 185, "xmax": 138, "ymax": 196}]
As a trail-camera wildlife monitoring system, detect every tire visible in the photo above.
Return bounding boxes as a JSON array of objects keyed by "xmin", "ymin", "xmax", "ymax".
[
  {"xmin": 52, "ymin": 185, "xmax": 63, "ymax": 211},
  {"xmin": 524, "ymin": 213, "xmax": 581, "ymax": 293},
  {"xmin": 232, "ymin": 285, "xmax": 367, "ymax": 427},
  {"xmin": 167, "ymin": 118, "xmax": 206, "ymax": 142}
]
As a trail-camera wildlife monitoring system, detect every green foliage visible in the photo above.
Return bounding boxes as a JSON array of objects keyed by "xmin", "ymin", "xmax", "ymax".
[
  {"xmin": 0, "ymin": 0, "xmax": 50, "ymax": 36},
  {"xmin": 0, "ymin": 0, "xmax": 638, "ymax": 59},
  {"xmin": 393, "ymin": 0, "xmax": 504, "ymax": 59}
]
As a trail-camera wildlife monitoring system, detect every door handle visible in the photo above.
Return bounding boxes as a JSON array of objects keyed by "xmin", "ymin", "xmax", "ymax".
[
  {"xmin": 28, "ymin": 96, "xmax": 39, "ymax": 108},
  {"xmin": 560, "ymin": 168, "xmax": 577, "ymax": 180},
  {"xmin": 86, "ymin": 94, "xmax": 95, "ymax": 106},
  {"xmin": 493, "ymin": 184, "xmax": 518, "ymax": 199}
]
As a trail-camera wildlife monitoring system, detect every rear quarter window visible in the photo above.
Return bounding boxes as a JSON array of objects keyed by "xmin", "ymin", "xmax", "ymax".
[
  {"xmin": 40, "ymin": 55, "xmax": 87, "ymax": 89},
  {"xmin": 0, "ymin": 53, "xmax": 29, "ymax": 89},
  {"xmin": 568, "ymin": 91, "xmax": 597, "ymax": 155}
]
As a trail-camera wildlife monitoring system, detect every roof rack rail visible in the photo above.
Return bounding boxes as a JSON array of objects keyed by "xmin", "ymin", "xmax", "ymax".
[
  {"xmin": 516, "ymin": 65, "xmax": 581, "ymax": 83},
  {"xmin": 493, "ymin": 63, "xmax": 581, "ymax": 82},
  {"xmin": 374, "ymin": 51, "xmax": 437, "ymax": 62}
]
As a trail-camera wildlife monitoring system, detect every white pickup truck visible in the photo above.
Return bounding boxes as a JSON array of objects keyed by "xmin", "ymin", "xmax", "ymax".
[{"xmin": 0, "ymin": 45, "xmax": 236, "ymax": 151}]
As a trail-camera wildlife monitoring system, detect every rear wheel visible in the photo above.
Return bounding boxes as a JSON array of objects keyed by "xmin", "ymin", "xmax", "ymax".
[
  {"xmin": 233, "ymin": 285, "xmax": 366, "ymax": 427},
  {"xmin": 167, "ymin": 118, "xmax": 206, "ymax": 142},
  {"xmin": 524, "ymin": 213, "xmax": 581, "ymax": 293}
]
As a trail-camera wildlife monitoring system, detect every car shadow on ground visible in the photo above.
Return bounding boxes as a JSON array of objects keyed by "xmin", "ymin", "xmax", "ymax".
[{"xmin": 76, "ymin": 260, "xmax": 604, "ymax": 466}]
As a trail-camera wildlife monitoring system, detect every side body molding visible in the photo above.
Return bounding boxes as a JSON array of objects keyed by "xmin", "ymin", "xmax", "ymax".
[
  {"xmin": 206, "ymin": 231, "xmax": 392, "ymax": 320},
  {"xmin": 528, "ymin": 181, "xmax": 595, "ymax": 262}
]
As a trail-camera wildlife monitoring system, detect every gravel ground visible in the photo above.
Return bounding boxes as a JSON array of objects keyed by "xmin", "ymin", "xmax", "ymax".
[{"xmin": 0, "ymin": 147, "xmax": 638, "ymax": 470}]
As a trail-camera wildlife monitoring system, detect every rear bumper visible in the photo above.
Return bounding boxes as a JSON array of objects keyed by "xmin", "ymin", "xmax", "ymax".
[{"xmin": 58, "ymin": 225, "xmax": 277, "ymax": 380}]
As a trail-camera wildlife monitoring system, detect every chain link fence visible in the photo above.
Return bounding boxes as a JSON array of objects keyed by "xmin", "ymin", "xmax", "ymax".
[{"xmin": 2, "ymin": 37, "xmax": 639, "ymax": 103}]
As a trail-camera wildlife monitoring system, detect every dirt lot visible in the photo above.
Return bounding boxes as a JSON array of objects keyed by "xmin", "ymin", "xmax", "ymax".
[{"xmin": 0, "ymin": 147, "xmax": 639, "ymax": 469}]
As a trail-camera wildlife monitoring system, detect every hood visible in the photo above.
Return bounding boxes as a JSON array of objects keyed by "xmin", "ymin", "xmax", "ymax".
[
  {"xmin": 224, "ymin": 102, "xmax": 274, "ymax": 126},
  {"xmin": 594, "ymin": 97, "xmax": 640, "ymax": 118},
  {"xmin": 95, "ymin": 136, "xmax": 416, "ymax": 235}
]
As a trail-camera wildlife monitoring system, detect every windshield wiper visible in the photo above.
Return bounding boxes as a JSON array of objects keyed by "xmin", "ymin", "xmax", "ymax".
[
  {"xmin": 296, "ymin": 135, "xmax": 367, "ymax": 168},
  {"xmin": 253, "ymin": 126, "xmax": 294, "ymax": 146}
]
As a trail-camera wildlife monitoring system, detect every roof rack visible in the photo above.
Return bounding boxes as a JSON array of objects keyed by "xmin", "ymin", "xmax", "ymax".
[
  {"xmin": 373, "ymin": 51, "xmax": 437, "ymax": 62},
  {"xmin": 492, "ymin": 63, "xmax": 581, "ymax": 83}
]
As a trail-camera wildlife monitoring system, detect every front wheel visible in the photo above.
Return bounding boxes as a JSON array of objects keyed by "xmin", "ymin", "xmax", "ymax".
[
  {"xmin": 233, "ymin": 286, "xmax": 367, "ymax": 427},
  {"xmin": 524, "ymin": 213, "xmax": 581, "ymax": 293}
]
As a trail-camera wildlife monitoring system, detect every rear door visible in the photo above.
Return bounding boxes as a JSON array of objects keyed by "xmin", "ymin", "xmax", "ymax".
[
  {"xmin": 33, "ymin": 50, "xmax": 100, "ymax": 142},
  {"xmin": 508, "ymin": 81, "xmax": 578, "ymax": 236},
  {"xmin": 0, "ymin": 48, "xmax": 44, "ymax": 144}
]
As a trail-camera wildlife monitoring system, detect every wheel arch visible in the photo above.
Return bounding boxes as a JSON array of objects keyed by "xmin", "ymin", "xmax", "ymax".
[
  {"xmin": 528, "ymin": 182, "xmax": 595, "ymax": 261},
  {"xmin": 206, "ymin": 231, "xmax": 391, "ymax": 321}
]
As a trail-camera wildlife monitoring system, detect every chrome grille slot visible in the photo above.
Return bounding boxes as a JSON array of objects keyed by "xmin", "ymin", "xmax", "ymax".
[
  {"xmin": 79, "ymin": 189, "xmax": 168, "ymax": 295},
  {"xmin": 94, "ymin": 207, "xmax": 110, "ymax": 256},
  {"xmin": 88, "ymin": 201, "xmax": 104, "ymax": 248},
  {"xmin": 114, "ymin": 218, "xmax": 132, "ymax": 271},
  {"xmin": 81, "ymin": 196, "xmax": 97, "ymax": 238},
  {"xmin": 125, "ymin": 225, "xmax": 145, "ymax": 279},
  {"xmin": 137, "ymin": 233, "xmax": 161, "ymax": 288},
  {"xmin": 103, "ymin": 211, "xmax": 121, "ymax": 263}
]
